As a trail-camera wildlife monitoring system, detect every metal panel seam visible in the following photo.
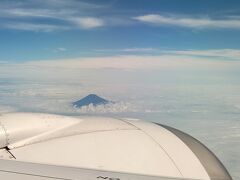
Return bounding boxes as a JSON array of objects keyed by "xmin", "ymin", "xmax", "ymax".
[{"xmin": 120, "ymin": 119, "xmax": 184, "ymax": 177}]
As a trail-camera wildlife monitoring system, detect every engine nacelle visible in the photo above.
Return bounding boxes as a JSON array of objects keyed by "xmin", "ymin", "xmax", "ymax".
[{"xmin": 0, "ymin": 113, "xmax": 232, "ymax": 180}]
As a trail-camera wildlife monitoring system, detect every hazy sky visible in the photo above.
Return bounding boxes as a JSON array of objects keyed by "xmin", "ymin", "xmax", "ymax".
[{"xmin": 0, "ymin": 1, "xmax": 240, "ymax": 179}]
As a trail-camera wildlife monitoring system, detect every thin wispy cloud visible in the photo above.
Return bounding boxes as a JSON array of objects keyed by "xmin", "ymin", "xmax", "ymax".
[
  {"xmin": 21, "ymin": 53, "xmax": 238, "ymax": 71},
  {"xmin": 0, "ymin": 0, "xmax": 106, "ymax": 31},
  {"xmin": 94, "ymin": 48, "xmax": 240, "ymax": 60},
  {"xmin": 70, "ymin": 17, "xmax": 105, "ymax": 29},
  {"xmin": 118, "ymin": 48, "xmax": 156, "ymax": 52},
  {"xmin": 54, "ymin": 47, "xmax": 67, "ymax": 53},
  {"xmin": 3, "ymin": 22, "xmax": 68, "ymax": 32},
  {"xmin": 1, "ymin": 8, "xmax": 105, "ymax": 29},
  {"xmin": 95, "ymin": 48, "xmax": 156, "ymax": 53},
  {"xmin": 168, "ymin": 49, "xmax": 240, "ymax": 60},
  {"xmin": 0, "ymin": 8, "xmax": 69, "ymax": 19},
  {"xmin": 133, "ymin": 14, "xmax": 240, "ymax": 29},
  {"xmin": 0, "ymin": 0, "xmax": 103, "ymax": 17}
]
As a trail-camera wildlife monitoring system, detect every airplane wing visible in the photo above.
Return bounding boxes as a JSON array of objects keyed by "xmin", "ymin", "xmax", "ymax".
[
  {"xmin": 0, "ymin": 113, "xmax": 232, "ymax": 180},
  {"xmin": 0, "ymin": 159, "xmax": 198, "ymax": 180}
]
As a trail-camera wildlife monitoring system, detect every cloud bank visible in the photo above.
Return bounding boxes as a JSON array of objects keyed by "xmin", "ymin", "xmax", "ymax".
[
  {"xmin": 0, "ymin": 52, "xmax": 240, "ymax": 178},
  {"xmin": 21, "ymin": 51, "xmax": 240, "ymax": 71},
  {"xmin": 73, "ymin": 102, "xmax": 136, "ymax": 114}
]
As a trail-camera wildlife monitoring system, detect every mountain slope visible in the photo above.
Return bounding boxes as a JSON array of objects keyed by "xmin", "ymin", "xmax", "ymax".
[{"xmin": 73, "ymin": 94, "xmax": 110, "ymax": 108}]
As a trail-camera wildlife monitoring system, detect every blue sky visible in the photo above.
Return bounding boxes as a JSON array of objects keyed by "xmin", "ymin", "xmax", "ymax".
[{"xmin": 1, "ymin": 0, "xmax": 240, "ymax": 61}]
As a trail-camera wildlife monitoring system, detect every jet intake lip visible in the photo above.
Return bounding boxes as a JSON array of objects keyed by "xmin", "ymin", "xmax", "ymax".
[{"xmin": 156, "ymin": 123, "xmax": 233, "ymax": 180}]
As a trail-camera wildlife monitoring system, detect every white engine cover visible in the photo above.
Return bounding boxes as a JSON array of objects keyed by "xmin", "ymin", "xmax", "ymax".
[{"xmin": 0, "ymin": 113, "xmax": 232, "ymax": 180}]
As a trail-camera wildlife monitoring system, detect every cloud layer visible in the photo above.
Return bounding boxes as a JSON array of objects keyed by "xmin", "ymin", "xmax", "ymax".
[
  {"xmin": 0, "ymin": 52, "xmax": 240, "ymax": 178},
  {"xmin": 73, "ymin": 102, "xmax": 136, "ymax": 114},
  {"xmin": 20, "ymin": 49, "xmax": 240, "ymax": 71}
]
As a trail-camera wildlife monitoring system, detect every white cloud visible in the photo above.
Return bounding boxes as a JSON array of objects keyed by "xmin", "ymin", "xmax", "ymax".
[
  {"xmin": 166, "ymin": 49, "xmax": 240, "ymax": 60},
  {"xmin": 96, "ymin": 48, "xmax": 240, "ymax": 61},
  {"xmin": 54, "ymin": 47, "xmax": 67, "ymax": 52},
  {"xmin": 121, "ymin": 48, "xmax": 155, "ymax": 52},
  {"xmin": 95, "ymin": 47, "xmax": 156, "ymax": 53},
  {"xmin": 0, "ymin": 8, "xmax": 68, "ymax": 19},
  {"xmin": 0, "ymin": 1, "xmax": 106, "ymax": 31},
  {"xmin": 73, "ymin": 102, "xmax": 136, "ymax": 114},
  {"xmin": 0, "ymin": 1, "xmax": 103, "ymax": 19},
  {"xmin": 3, "ymin": 22, "xmax": 68, "ymax": 32},
  {"xmin": 1, "ymin": 8, "xmax": 105, "ymax": 29},
  {"xmin": 70, "ymin": 17, "xmax": 105, "ymax": 29},
  {"xmin": 133, "ymin": 14, "xmax": 240, "ymax": 29}
]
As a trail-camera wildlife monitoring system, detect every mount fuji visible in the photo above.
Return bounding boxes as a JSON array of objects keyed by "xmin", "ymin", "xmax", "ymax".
[{"xmin": 73, "ymin": 94, "xmax": 112, "ymax": 108}]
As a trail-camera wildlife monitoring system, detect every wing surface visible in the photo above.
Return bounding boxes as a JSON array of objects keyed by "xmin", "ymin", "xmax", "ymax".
[{"xmin": 0, "ymin": 159, "xmax": 198, "ymax": 180}]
